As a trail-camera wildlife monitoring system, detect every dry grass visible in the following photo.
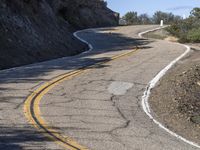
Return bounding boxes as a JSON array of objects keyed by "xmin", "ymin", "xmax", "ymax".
[{"xmin": 164, "ymin": 36, "xmax": 178, "ymax": 42}]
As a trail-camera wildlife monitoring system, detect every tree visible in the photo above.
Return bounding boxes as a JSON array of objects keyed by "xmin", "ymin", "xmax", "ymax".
[
  {"xmin": 122, "ymin": 11, "xmax": 139, "ymax": 25},
  {"xmin": 190, "ymin": 7, "xmax": 200, "ymax": 18},
  {"xmin": 138, "ymin": 13, "xmax": 152, "ymax": 24},
  {"xmin": 153, "ymin": 11, "xmax": 182, "ymax": 24},
  {"xmin": 122, "ymin": 10, "xmax": 181, "ymax": 25},
  {"xmin": 153, "ymin": 11, "xmax": 165, "ymax": 24},
  {"xmin": 167, "ymin": 7, "xmax": 200, "ymax": 42}
]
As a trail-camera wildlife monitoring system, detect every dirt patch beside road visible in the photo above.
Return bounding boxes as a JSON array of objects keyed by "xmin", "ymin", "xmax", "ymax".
[
  {"xmin": 149, "ymin": 49, "xmax": 200, "ymax": 144},
  {"xmin": 143, "ymin": 28, "xmax": 178, "ymax": 42},
  {"xmin": 143, "ymin": 28, "xmax": 169, "ymax": 40}
]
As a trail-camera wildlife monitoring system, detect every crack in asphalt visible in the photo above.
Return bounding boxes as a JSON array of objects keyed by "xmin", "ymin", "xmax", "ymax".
[{"xmin": 107, "ymin": 95, "xmax": 131, "ymax": 149}]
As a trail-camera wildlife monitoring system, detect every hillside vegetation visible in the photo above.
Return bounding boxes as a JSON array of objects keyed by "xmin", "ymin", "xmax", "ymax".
[
  {"xmin": 167, "ymin": 8, "xmax": 200, "ymax": 43},
  {"xmin": 0, "ymin": 0, "xmax": 119, "ymax": 69},
  {"xmin": 122, "ymin": 11, "xmax": 181, "ymax": 25}
]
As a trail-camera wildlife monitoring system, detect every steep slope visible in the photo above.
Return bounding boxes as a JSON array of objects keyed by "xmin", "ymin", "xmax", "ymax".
[{"xmin": 0, "ymin": 0, "xmax": 119, "ymax": 69}]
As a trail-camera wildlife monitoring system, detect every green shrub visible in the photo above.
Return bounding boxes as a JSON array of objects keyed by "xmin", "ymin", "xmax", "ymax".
[
  {"xmin": 167, "ymin": 8, "xmax": 200, "ymax": 43},
  {"xmin": 166, "ymin": 24, "xmax": 180, "ymax": 36},
  {"xmin": 187, "ymin": 28, "xmax": 200, "ymax": 42},
  {"xmin": 167, "ymin": 24, "xmax": 187, "ymax": 42}
]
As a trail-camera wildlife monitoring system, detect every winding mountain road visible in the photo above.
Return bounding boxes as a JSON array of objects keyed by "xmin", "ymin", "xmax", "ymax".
[{"xmin": 0, "ymin": 25, "xmax": 198, "ymax": 150}]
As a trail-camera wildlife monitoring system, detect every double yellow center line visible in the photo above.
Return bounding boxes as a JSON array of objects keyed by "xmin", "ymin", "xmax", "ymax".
[{"xmin": 24, "ymin": 48, "xmax": 139, "ymax": 150}]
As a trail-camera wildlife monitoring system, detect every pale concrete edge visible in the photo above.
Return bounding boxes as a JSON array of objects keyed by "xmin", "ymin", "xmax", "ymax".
[
  {"xmin": 139, "ymin": 27, "xmax": 200, "ymax": 149},
  {"xmin": 73, "ymin": 29, "xmax": 93, "ymax": 54}
]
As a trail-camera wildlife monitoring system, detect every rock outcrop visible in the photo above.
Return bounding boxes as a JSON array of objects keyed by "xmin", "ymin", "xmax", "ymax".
[{"xmin": 0, "ymin": 0, "xmax": 119, "ymax": 69}]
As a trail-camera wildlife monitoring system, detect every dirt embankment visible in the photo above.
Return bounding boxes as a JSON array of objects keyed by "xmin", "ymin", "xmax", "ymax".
[
  {"xmin": 147, "ymin": 28, "xmax": 200, "ymax": 144},
  {"xmin": 0, "ymin": 0, "xmax": 119, "ymax": 70}
]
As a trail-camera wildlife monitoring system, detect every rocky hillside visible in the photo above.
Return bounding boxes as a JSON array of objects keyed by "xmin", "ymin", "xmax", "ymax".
[{"xmin": 0, "ymin": 0, "xmax": 119, "ymax": 69}]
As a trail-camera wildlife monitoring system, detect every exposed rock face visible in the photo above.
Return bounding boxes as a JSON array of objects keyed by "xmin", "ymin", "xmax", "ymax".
[{"xmin": 0, "ymin": 0, "xmax": 119, "ymax": 69}]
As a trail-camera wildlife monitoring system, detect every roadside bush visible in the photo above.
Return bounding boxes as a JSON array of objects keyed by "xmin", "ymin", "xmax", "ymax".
[
  {"xmin": 167, "ymin": 7, "xmax": 200, "ymax": 43},
  {"xmin": 166, "ymin": 23, "xmax": 187, "ymax": 42},
  {"xmin": 167, "ymin": 17, "xmax": 200, "ymax": 42},
  {"xmin": 187, "ymin": 28, "xmax": 200, "ymax": 42},
  {"xmin": 166, "ymin": 24, "xmax": 180, "ymax": 36}
]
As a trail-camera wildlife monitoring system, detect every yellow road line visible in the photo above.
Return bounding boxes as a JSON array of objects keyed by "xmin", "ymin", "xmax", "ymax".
[{"xmin": 24, "ymin": 48, "xmax": 139, "ymax": 150}]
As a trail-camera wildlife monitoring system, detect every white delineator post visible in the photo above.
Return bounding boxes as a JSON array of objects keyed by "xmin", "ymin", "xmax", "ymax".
[{"xmin": 160, "ymin": 20, "xmax": 164, "ymax": 26}]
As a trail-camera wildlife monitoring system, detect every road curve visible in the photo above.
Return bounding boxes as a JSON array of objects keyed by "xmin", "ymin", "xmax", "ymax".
[{"xmin": 0, "ymin": 25, "xmax": 198, "ymax": 150}]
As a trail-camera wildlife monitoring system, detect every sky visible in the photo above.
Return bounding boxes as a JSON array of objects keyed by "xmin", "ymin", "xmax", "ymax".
[{"xmin": 107, "ymin": 0, "xmax": 200, "ymax": 17}]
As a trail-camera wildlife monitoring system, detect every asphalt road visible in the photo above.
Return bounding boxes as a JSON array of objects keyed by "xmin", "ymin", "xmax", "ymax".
[{"xmin": 0, "ymin": 25, "xmax": 198, "ymax": 150}]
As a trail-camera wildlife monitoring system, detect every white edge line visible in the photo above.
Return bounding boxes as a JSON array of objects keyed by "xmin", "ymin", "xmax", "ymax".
[
  {"xmin": 138, "ymin": 26, "xmax": 167, "ymax": 38},
  {"xmin": 0, "ymin": 28, "xmax": 95, "ymax": 73},
  {"xmin": 140, "ymin": 27, "xmax": 200, "ymax": 149},
  {"xmin": 73, "ymin": 29, "xmax": 93, "ymax": 54}
]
